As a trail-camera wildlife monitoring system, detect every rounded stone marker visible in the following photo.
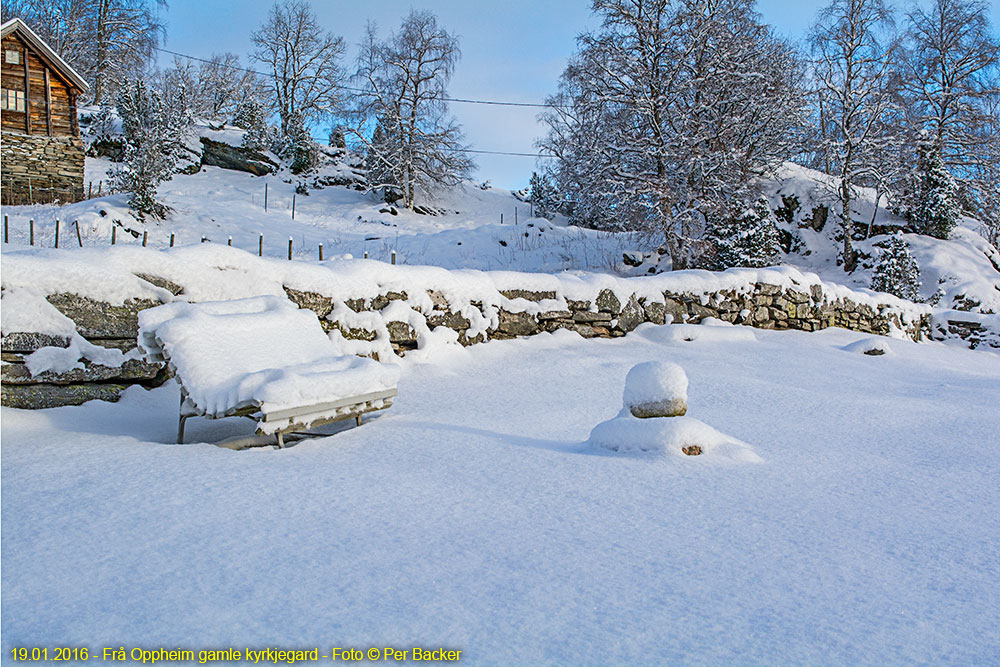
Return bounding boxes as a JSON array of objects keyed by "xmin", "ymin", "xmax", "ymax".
[{"xmin": 623, "ymin": 361, "xmax": 688, "ymax": 418}]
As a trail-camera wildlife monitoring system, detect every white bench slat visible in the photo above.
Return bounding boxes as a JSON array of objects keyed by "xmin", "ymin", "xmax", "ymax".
[{"xmin": 262, "ymin": 388, "xmax": 399, "ymax": 422}]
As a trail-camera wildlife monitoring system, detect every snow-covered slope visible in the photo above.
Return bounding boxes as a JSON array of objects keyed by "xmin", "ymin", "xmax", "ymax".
[
  {"xmin": 762, "ymin": 163, "xmax": 1000, "ymax": 315},
  {"xmin": 4, "ymin": 139, "xmax": 998, "ymax": 314}
]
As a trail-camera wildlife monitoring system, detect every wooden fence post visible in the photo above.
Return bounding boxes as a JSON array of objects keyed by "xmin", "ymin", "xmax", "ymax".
[
  {"xmin": 391, "ymin": 249, "xmax": 396, "ymax": 265},
  {"xmin": 227, "ymin": 236, "xmax": 232, "ymax": 246},
  {"xmin": 142, "ymin": 230, "xmax": 148, "ymax": 247},
  {"xmin": 264, "ymin": 183, "xmax": 268, "ymax": 212},
  {"xmin": 318, "ymin": 243, "xmax": 323, "ymax": 261},
  {"xmin": 258, "ymin": 234, "xmax": 263, "ymax": 257},
  {"xmin": 288, "ymin": 236, "xmax": 293, "ymax": 260},
  {"xmin": 75, "ymin": 220, "xmax": 83, "ymax": 247},
  {"xmin": 111, "ymin": 225, "xmax": 116, "ymax": 245},
  {"xmin": 4, "ymin": 215, "xmax": 8, "ymax": 243},
  {"xmin": 169, "ymin": 233, "xmax": 175, "ymax": 248},
  {"xmin": 29, "ymin": 219, "xmax": 34, "ymax": 246},
  {"xmin": 292, "ymin": 193, "xmax": 296, "ymax": 220},
  {"xmin": 54, "ymin": 220, "xmax": 60, "ymax": 248}
]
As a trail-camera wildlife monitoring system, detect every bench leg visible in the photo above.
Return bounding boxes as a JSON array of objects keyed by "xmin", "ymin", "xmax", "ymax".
[
  {"xmin": 177, "ymin": 414, "xmax": 188, "ymax": 444},
  {"xmin": 356, "ymin": 414, "xmax": 363, "ymax": 427},
  {"xmin": 276, "ymin": 431, "xmax": 284, "ymax": 449}
]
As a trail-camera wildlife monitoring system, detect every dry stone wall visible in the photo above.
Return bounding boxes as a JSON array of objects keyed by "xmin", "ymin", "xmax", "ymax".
[
  {"xmin": 1, "ymin": 132, "xmax": 86, "ymax": 205},
  {"xmin": 2, "ymin": 259, "xmax": 932, "ymax": 409}
]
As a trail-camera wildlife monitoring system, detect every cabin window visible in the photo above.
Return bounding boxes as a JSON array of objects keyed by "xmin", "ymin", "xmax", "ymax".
[
  {"xmin": 5, "ymin": 49, "xmax": 20, "ymax": 65},
  {"xmin": 1, "ymin": 88, "xmax": 26, "ymax": 112}
]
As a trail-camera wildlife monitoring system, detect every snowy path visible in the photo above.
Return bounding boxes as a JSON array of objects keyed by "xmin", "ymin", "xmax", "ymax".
[{"xmin": 2, "ymin": 327, "xmax": 999, "ymax": 664}]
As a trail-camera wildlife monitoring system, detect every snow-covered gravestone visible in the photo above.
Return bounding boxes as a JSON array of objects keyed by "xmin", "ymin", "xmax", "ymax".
[
  {"xmin": 588, "ymin": 361, "xmax": 762, "ymax": 462},
  {"xmin": 623, "ymin": 361, "xmax": 687, "ymax": 418}
]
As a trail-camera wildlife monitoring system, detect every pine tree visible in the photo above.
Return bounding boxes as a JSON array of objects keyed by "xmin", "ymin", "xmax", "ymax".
[
  {"xmin": 912, "ymin": 139, "xmax": 959, "ymax": 239},
  {"xmin": 705, "ymin": 198, "xmax": 781, "ymax": 270},
  {"xmin": 870, "ymin": 234, "xmax": 921, "ymax": 300},
  {"xmin": 284, "ymin": 111, "xmax": 318, "ymax": 174},
  {"xmin": 109, "ymin": 78, "xmax": 190, "ymax": 217},
  {"xmin": 528, "ymin": 171, "xmax": 559, "ymax": 219},
  {"xmin": 233, "ymin": 98, "xmax": 272, "ymax": 153}
]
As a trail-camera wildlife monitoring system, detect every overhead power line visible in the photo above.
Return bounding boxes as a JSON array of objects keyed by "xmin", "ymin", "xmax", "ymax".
[
  {"xmin": 154, "ymin": 46, "xmax": 559, "ymax": 159},
  {"xmin": 154, "ymin": 46, "xmax": 555, "ymax": 108}
]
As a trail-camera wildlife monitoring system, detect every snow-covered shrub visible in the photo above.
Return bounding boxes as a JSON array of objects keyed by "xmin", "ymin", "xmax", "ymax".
[
  {"xmin": 704, "ymin": 198, "xmax": 781, "ymax": 270},
  {"xmin": 233, "ymin": 98, "xmax": 272, "ymax": 153},
  {"xmin": 870, "ymin": 235, "xmax": 921, "ymax": 301},
  {"xmin": 912, "ymin": 140, "xmax": 959, "ymax": 240},
  {"xmin": 623, "ymin": 361, "xmax": 688, "ymax": 418},
  {"xmin": 529, "ymin": 171, "xmax": 560, "ymax": 220},
  {"xmin": 109, "ymin": 78, "xmax": 191, "ymax": 217}
]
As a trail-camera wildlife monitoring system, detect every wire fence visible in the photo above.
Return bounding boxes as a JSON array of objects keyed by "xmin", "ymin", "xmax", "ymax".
[{"xmin": 0, "ymin": 213, "xmax": 406, "ymax": 264}]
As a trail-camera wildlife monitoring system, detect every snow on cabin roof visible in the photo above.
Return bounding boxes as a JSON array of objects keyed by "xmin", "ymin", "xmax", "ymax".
[{"xmin": 1, "ymin": 18, "xmax": 89, "ymax": 93}]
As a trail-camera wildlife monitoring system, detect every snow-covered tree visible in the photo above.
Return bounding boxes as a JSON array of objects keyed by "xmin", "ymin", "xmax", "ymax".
[
  {"xmin": 159, "ymin": 53, "xmax": 266, "ymax": 121},
  {"xmin": 233, "ymin": 97, "xmax": 272, "ymax": 153},
  {"xmin": 704, "ymin": 198, "xmax": 781, "ymax": 270},
  {"xmin": 3, "ymin": 0, "xmax": 166, "ymax": 104},
  {"xmin": 900, "ymin": 0, "xmax": 999, "ymax": 242},
  {"xmin": 539, "ymin": 0, "xmax": 806, "ymax": 269},
  {"xmin": 348, "ymin": 12, "xmax": 475, "ymax": 210},
  {"xmin": 810, "ymin": 0, "xmax": 899, "ymax": 272},
  {"xmin": 901, "ymin": 0, "xmax": 998, "ymax": 173},
  {"xmin": 912, "ymin": 136, "xmax": 960, "ymax": 239},
  {"xmin": 283, "ymin": 111, "xmax": 318, "ymax": 174},
  {"xmin": 109, "ymin": 77, "xmax": 191, "ymax": 217},
  {"xmin": 528, "ymin": 171, "xmax": 559, "ymax": 219},
  {"xmin": 251, "ymin": 0, "xmax": 345, "ymax": 138},
  {"xmin": 365, "ymin": 118, "xmax": 403, "ymax": 202},
  {"xmin": 870, "ymin": 234, "xmax": 921, "ymax": 300}
]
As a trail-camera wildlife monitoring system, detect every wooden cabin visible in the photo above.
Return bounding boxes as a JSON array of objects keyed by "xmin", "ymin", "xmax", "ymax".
[{"xmin": 1, "ymin": 18, "xmax": 88, "ymax": 205}]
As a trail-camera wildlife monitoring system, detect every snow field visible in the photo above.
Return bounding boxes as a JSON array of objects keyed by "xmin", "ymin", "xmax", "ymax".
[{"xmin": 3, "ymin": 325, "xmax": 999, "ymax": 664}]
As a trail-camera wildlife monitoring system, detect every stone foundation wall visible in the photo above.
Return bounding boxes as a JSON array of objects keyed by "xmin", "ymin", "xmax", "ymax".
[
  {"xmin": 1, "ymin": 270, "xmax": 931, "ymax": 409},
  {"xmin": 1, "ymin": 131, "xmax": 86, "ymax": 205}
]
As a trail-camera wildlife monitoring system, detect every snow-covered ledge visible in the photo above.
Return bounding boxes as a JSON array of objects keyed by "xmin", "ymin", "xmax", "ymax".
[{"xmin": 2, "ymin": 244, "xmax": 935, "ymax": 408}]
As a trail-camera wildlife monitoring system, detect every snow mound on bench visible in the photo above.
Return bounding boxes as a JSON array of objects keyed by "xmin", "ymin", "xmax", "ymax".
[{"xmin": 138, "ymin": 296, "xmax": 399, "ymax": 418}]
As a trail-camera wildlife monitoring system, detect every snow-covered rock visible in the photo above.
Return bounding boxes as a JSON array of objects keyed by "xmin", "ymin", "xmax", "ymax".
[{"xmin": 623, "ymin": 361, "xmax": 688, "ymax": 418}]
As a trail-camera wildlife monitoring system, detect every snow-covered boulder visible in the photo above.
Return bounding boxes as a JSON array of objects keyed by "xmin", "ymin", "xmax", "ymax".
[{"xmin": 623, "ymin": 360, "xmax": 688, "ymax": 418}]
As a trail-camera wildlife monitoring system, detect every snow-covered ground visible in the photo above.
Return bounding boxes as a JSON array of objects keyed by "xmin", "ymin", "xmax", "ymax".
[
  {"xmin": 3, "ymin": 325, "xmax": 999, "ymax": 664},
  {"xmin": 2, "ymin": 158, "xmax": 640, "ymax": 274}
]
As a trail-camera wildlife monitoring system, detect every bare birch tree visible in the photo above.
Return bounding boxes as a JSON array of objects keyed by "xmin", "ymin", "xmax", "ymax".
[
  {"xmin": 250, "ymin": 0, "xmax": 345, "ymax": 137},
  {"xmin": 809, "ymin": 0, "xmax": 898, "ymax": 271},
  {"xmin": 349, "ymin": 11, "xmax": 474, "ymax": 210}
]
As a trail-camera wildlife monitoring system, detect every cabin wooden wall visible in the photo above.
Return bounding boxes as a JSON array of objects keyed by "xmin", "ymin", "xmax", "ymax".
[{"xmin": 1, "ymin": 32, "xmax": 79, "ymax": 138}]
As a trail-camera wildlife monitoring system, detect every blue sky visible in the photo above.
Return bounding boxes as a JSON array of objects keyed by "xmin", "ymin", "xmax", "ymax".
[{"xmin": 160, "ymin": 0, "xmax": 1000, "ymax": 189}]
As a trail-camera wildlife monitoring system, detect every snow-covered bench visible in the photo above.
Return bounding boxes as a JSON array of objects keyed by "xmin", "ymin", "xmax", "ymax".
[{"xmin": 138, "ymin": 296, "xmax": 399, "ymax": 448}]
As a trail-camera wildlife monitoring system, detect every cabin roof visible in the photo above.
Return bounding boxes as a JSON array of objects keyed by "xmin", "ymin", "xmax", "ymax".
[{"xmin": 1, "ymin": 18, "xmax": 89, "ymax": 93}]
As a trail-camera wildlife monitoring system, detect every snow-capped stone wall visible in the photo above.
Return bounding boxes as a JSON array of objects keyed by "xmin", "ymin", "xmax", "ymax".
[{"xmin": 1, "ymin": 244, "xmax": 935, "ymax": 409}]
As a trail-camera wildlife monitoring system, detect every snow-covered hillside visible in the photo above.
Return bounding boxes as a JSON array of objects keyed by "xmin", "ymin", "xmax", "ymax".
[
  {"xmin": 763, "ymin": 163, "xmax": 1000, "ymax": 315},
  {"xmin": 5, "ymin": 147, "xmax": 998, "ymax": 319}
]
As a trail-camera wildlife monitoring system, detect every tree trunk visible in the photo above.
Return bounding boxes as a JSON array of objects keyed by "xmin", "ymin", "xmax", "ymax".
[{"xmin": 841, "ymin": 178, "xmax": 855, "ymax": 272}]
